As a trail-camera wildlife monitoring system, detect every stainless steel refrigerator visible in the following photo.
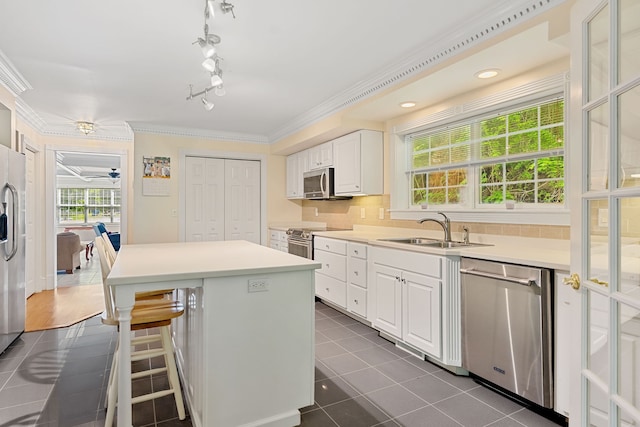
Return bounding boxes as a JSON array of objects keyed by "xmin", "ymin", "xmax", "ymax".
[{"xmin": 0, "ymin": 144, "xmax": 25, "ymax": 354}]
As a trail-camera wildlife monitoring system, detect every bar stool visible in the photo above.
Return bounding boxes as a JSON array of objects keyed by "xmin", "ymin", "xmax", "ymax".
[
  {"xmin": 95, "ymin": 238, "xmax": 186, "ymax": 426},
  {"xmin": 100, "ymin": 234, "xmax": 174, "ymax": 300}
]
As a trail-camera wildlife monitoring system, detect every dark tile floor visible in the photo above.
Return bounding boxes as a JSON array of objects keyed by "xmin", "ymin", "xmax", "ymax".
[{"xmin": 2, "ymin": 254, "xmax": 562, "ymax": 426}]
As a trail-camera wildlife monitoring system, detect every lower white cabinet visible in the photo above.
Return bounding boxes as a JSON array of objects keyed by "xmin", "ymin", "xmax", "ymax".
[
  {"xmin": 314, "ymin": 237, "xmax": 347, "ymax": 308},
  {"xmin": 370, "ymin": 246, "xmax": 445, "ymax": 360},
  {"xmin": 268, "ymin": 228, "xmax": 288, "ymax": 252},
  {"xmin": 346, "ymin": 242, "xmax": 368, "ymax": 318}
]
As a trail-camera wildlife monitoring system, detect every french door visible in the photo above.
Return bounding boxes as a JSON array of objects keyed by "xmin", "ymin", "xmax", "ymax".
[{"xmin": 569, "ymin": 0, "xmax": 640, "ymax": 425}]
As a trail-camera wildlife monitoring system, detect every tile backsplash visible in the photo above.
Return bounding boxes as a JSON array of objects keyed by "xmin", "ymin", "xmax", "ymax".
[{"xmin": 301, "ymin": 195, "xmax": 571, "ymax": 240}]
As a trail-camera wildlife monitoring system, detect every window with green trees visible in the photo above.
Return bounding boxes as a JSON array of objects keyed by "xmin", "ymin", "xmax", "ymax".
[
  {"xmin": 58, "ymin": 188, "xmax": 121, "ymax": 224},
  {"xmin": 407, "ymin": 98, "xmax": 564, "ymax": 208}
]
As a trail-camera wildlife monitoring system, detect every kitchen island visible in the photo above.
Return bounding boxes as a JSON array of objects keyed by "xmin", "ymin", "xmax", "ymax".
[{"xmin": 107, "ymin": 240, "xmax": 320, "ymax": 427}]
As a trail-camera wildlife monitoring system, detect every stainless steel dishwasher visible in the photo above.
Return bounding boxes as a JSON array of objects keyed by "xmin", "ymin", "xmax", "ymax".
[{"xmin": 460, "ymin": 258, "xmax": 553, "ymax": 409}]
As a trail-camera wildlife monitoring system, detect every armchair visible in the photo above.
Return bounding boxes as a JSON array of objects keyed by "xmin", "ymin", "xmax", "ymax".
[{"xmin": 93, "ymin": 222, "xmax": 121, "ymax": 251}]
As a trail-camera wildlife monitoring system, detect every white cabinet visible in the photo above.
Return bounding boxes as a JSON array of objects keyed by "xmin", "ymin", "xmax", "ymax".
[
  {"xmin": 334, "ymin": 130, "xmax": 383, "ymax": 196},
  {"xmin": 286, "ymin": 152, "xmax": 302, "ymax": 199},
  {"xmin": 268, "ymin": 229, "xmax": 289, "ymax": 252},
  {"xmin": 370, "ymin": 246, "xmax": 444, "ymax": 359},
  {"xmin": 314, "ymin": 236, "xmax": 347, "ymax": 308},
  {"xmin": 347, "ymin": 242, "xmax": 368, "ymax": 318},
  {"xmin": 308, "ymin": 141, "xmax": 333, "ymax": 170}
]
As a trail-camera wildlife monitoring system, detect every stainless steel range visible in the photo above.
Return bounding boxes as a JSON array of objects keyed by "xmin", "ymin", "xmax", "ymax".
[
  {"xmin": 286, "ymin": 227, "xmax": 351, "ymax": 259},
  {"xmin": 286, "ymin": 228, "xmax": 314, "ymax": 259}
]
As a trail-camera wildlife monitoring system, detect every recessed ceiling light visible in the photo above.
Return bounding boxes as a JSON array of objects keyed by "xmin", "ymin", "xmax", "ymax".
[
  {"xmin": 400, "ymin": 101, "xmax": 416, "ymax": 108},
  {"xmin": 475, "ymin": 69, "xmax": 500, "ymax": 79}
]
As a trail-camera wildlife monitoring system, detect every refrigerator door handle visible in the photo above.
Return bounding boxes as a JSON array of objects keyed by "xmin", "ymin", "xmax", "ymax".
[{"xmin": 2, "ymin": 183, "xmax": 18, "ymax": 261}]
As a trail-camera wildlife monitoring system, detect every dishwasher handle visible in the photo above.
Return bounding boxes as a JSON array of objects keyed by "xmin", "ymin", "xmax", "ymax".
[{"xmin": 460, "ymin": 267, "xmax": 535, "ymax": 286}]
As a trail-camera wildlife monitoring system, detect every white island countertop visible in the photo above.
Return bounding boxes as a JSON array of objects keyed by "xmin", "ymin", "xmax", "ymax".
[{"xmin": 108, "ymin": 240, "xmax": 320, "ymax": 285}]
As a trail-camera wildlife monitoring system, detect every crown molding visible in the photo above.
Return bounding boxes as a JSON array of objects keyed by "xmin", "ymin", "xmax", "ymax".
[
  {"xmin": 0, "ymin": 50, "xmax": 32, "ymax": 97},
  {"xmin": 128, "ymin": 122, "xmax": 269, "ymax": 144},
  {"xmin": 15, "ymin": 98, "xmax": 47, "ymax": 132},
  {"xmin": 268, "ymin": 0, "xmax": 566, "ymax": 143}
]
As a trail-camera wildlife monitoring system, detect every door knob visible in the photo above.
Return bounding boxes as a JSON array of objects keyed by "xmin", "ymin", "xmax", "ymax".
[{"xmin": 563, "ymin": 273, "xmax": 581, "ymax": 290}]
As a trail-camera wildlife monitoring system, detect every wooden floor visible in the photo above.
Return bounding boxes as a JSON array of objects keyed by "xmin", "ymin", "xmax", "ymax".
[{"xmin": 26, "ymin": 285, "xmax": 105, "ymax": 332}]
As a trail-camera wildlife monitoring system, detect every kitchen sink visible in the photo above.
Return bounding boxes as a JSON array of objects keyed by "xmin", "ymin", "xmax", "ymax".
[
  {"xmin": 377, "ymin": 237, "xmax": 492, "ymax": 249},
  {"xmin": 377, "ymin": 237, "xmax": 442, "ymax": 245}
]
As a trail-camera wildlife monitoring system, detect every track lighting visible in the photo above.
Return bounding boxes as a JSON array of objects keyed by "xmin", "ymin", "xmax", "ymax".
[
  {"xmin": 202, "ymin": 91, "xmax": 214, "ymax": 111},
  {"xmin": 202, "ymin": 57, "xmax": 217, "ymax": 72},
  {"xmin": 210, "ymin": 73, "xmax": 223, "ymax": 87},
  {"xmin": 187, "ymin": 0, "xmax": 236, "ymax": 107}
]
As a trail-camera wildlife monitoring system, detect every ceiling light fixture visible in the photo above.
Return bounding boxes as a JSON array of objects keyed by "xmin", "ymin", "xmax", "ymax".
[
  {"xmin": 475, "ymin": 68, "xmax": 500, "ymax": 79},
  {"xmin": 214, "ymin": 85, "xmax": 226, "ymax": 97},
  {"xmin": 188, "ymin": 0, "xmax": 236, "ymax": 107},
  {"xmin": 202, "ymin": 90, "xmax": 215, "ymax": 111},
  {"xmin": 400, "ymin": 101, "xmax": 416, "ymax": 108},
  {"xmin": 76, "ymin": 121, "xmax": 95, "ymax": 135}
]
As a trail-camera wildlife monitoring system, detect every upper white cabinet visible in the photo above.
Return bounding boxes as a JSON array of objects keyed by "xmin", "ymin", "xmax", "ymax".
[
  {"xmin": 333, "ymin": 130, "xmax": 383, "ymax": 196},
  {"xmin": 286, "ymin": 152, "xmax": 303, "ymax": 199},
  {"xmin": 308, "ymin": 141, "xmax": 333, "ymax": 170}
]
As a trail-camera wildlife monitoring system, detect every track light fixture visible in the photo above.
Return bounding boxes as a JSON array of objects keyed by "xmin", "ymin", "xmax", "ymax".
[
  {"xmin": 187, "ymin": 0, "xmax": 236, "ymax": 108},
  {"xmin": 201, "ymin": 89, "xmax": 215, "ymax": 111}
]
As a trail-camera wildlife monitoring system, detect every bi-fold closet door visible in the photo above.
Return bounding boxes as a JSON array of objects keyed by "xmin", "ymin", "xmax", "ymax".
[{"xmin": 184, "ymin": 157, "xmax": 260, "ymax": 244}]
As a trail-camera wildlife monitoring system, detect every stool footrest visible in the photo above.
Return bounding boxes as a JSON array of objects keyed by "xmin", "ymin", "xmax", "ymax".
[{"xmin": 131, "ymin": 367, "xmax": 167, "ymax": 380}]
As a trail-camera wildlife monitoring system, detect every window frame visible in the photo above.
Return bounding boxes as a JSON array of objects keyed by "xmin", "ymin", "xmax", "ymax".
[
  {"xmin": 57, "ymin": 187, "xmax": 122, "ymax": 225},
  {"xmin": 389, "ymin": 73, "xmax": 571, "ymax": 226}
]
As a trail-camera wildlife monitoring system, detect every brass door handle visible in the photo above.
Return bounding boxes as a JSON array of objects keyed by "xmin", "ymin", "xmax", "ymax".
[
  {"xmin": 563, "ymin": 273, "xmax": 581, "ymax": 290},
  {"xmin": 589, "ymin": 277, "xmax": 609, "ymax": 287}
]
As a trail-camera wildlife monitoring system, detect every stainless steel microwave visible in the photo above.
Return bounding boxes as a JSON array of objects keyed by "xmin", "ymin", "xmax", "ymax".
[{"xmin": 303, "ymin": 168, "xmax": 349, "ymax": 200}]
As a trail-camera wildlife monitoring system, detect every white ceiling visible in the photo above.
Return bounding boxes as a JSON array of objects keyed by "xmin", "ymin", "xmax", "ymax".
[{"xmin": 0, "ymin": 0, "xmax": 570, "ymax": 145}]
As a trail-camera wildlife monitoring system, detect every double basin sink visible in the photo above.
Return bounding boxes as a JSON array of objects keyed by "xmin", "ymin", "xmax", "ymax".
[{"xmin": 377, "ymin": 237, "xmax": 492, "ymax": 249}]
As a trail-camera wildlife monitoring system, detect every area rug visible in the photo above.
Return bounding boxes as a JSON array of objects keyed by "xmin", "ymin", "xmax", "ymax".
[{"xmin": 26, "ymin": 285, "xmax": 105, "ymax": 332}]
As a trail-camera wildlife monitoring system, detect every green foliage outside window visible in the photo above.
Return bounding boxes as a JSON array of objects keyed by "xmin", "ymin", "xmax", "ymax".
[{"xmin": 408, "ymin": 98, "xmax": 565, "ymax": 208}]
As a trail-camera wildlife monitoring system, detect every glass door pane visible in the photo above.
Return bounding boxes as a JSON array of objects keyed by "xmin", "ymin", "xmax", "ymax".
[
  {"xmin": 618, "ymin": 86, "xmax": 640, "ymax": 188},
  {"xmin": 588, "ymin": 103, "xmax": 610, "ymax": 191},
  {"xmin": 618, "ymin": 0, "xmax": 640, "ymax": 83},
  {"xmin": 588, "ymin": 4, "xmax": 609, "ymax": 101}
]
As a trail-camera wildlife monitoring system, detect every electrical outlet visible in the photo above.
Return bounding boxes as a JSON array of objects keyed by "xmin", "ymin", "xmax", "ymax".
[
  {"xmin": 314, "ymin": 207, "xmax": 318, "ymax": 217},
  {"xmin": 360, "ymin": 207, "xmax": 366, "ymax": 219},
  {"xmin": 379, "ymin": 207, "xmax": 384, "ymax": 220},
  {"xmin": 248, "ymin": 278, "xmax": 270, "ymax": 292},
  {"xmin": 598, "ymin": 208, "xmax": 608, "ymax": 227}
]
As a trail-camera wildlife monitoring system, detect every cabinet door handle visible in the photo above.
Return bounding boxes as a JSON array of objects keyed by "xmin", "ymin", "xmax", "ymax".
[
  {"xmin": 354, "ymin": 250, "xmax": 359, "ymax": 254},
  {"xmin": 354, "ymin": 271, "xmax": 358, "ymax": 276},
  {"xmin": 325, "ymin": 263, "xmax": 330, "ymax": 268},
  {"xmin": 395, "ymin": 276, "xmax": 400, "ymax": 281},
  {"xmin": 326, "ymin": 287, "xmax": 330, "ymax": 292},
  {"xmin": 354, "ymin": 299, "xmax": 358, "ymax": 304}
]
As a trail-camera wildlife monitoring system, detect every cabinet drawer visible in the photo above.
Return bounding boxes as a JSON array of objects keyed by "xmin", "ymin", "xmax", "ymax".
[
  {"xmin": 349, "ymin": 257, "xmax": 367, "ymax": 288},
  {"xmin": 314, "ymin": 237, "xmax": 347, "ymax": 255},
  {"xmin": 347, "ymin": 284, "xmax": 367, "ymax": 318},
  {"xmin": 314, "ymin": 250, "xmax": 346, "ymax": 281},
  {"xmin": 316, "ymin": 273, "xmax": 346, "ymax": 308},
  {"xmin": 348, "ymin": 242, "xmax": 367, "ymax": 259}
]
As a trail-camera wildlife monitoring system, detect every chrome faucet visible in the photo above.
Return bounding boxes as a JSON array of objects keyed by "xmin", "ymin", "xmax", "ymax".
[{"xmin": 418, "ymin": 212, "xmax": 452, "ymax": 242}]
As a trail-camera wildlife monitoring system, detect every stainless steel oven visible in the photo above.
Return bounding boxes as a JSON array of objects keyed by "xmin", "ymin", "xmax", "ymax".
[{"xmin": 286, "ymin": 228, "xmax": 313, "ymax": 259}]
